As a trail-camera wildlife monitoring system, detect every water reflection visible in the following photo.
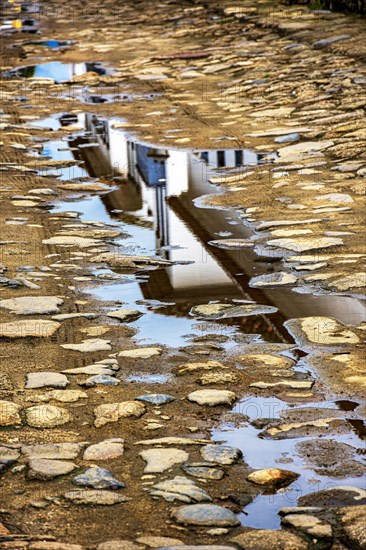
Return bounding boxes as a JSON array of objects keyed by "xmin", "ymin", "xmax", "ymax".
[
  {"xmin": 43, "ymin": 112, "xmax": 365, "ymax": 343},
  {"xmin": 3, "ymin": 62, "xmax": 112, "ymax": 81}
]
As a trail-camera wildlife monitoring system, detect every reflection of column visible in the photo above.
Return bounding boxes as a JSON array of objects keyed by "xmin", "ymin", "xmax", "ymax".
[
  {"xmin": 73, "ymin": 63, "xmax": 87, "ymax": 77},
  {"xmin": 108, "ymin": 121, "xmax": 128, "ymax": 176},
  {"xmin": 165, "ymin": 151, "xmax": 189, "ymax": 196}
]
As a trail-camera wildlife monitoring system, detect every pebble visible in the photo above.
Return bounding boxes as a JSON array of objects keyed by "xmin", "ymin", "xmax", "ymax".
[
  {"xmin": 135, "ymin": 394, "xmax": 175, "ymax": 406},
  {"xmin": 172, "ymin": 503, "xmax": 240, "ymax": 526},
  {"xmin": 200, "ymin": 445, "xmax": 242, "ymax": 465},
  {"xmin": 135, "ymin": 536, "xmax": 184, "ymax": 547},
  {"xmin": 73, "ymin": 467, "xmax": 125, "ymax": 489},
  {"xmin": 181, "ymin": 462, "xmax": 224, "ymax": 480},
  {"xmin": 83, "ymin": 439, "xmax": 125, "ymax": 460},
  {"xmin": 28, "ymin": 458, "xmax": 77, "ymax": 480},
  {"xmin": 81, "ymin": 374, "xmax": 119, "ymax": 387},
  {"xmin": 64, "ymin": 490, "xmax": 129, "ymax": 505}
]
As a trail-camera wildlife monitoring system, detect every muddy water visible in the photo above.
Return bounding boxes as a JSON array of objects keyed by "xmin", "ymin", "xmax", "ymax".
[{"xmin": 36, "ymin": 111, "xmax": 366, "ymax": 529}]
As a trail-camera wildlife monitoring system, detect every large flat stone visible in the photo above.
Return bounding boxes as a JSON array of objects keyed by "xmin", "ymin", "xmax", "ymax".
[
  {"xmin": 94, "ymin": 401, "xmax": 146, "ymax": 427},
  {"xmin": 0, "ymin": 296, "xmax": 63, "ymax": 315},
  {"xmin": 149, "ymin": 476, "xmax": 212, "ymax": 503},
  {"xmin": 139, "ymin": 448, "xmax": 189, "ymax": 473},
  {"xmin": 231, "ymin": 530, "xmax": 308, "ymax": 549},
  {"xmin": 83, "ymin": 439, "xmax": 124, "ymax": 460},
  {"xmin": 187, "ymin": 390, "xmax": 236, "ymax": 406},
  {"xmin": 25, "ymin": 405, "xmax": 71, "ymax": 428},
  {"xmin": 22, "ymin": 443, "xmax": 82, "ymax": 460},
  {"xmin": 64, "ymin": 490, "xmax": 129, "ymax": 505},
  {"xmin": 26, "ymin": 372, "xmax": 69, "ymax": 389},
  {"xmin": 0, "ymin": 320, "xmax": 61, "ymax": 338}
]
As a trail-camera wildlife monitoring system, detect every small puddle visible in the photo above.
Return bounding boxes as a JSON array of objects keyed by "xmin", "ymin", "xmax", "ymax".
[
  {"xmin": 3, "ymin": 62, "xmax": 113, "ymax": 82},
  {"xmin": 125, "ymin": 373, "xmax": 172, "ymax": 384},
  {"xmin": 213, "ymin": 396, "xmax": 366, "ymax": 529}
]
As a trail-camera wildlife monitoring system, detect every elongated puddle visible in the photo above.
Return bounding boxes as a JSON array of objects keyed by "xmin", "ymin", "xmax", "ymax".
[
  {"xmin": 37, "ymin": 111, "xmax": 365, "ymax": 529},
  {"xmin": 4, "ymin": 61, "xmax": 113, "ymax": 81}
]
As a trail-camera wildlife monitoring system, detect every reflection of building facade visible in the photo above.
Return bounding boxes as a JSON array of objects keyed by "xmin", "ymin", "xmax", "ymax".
[{"xmin": 69, "ymin": 113, "xmax": 365, "ymax": 332}]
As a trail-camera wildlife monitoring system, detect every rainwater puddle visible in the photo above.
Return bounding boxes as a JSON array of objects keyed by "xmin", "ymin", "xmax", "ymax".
[
  {"xmin": 24, "ymin": 39, "xmax": 74, "ymax": 49},
  {"xmin": 37, "ymin": 110, "xmax": 366, "ymax": 528},
  {"xmin": 213, "ymin": 396, "xmax": 366, "ymax": 529},
  {"xmin": 3, "ymin": 61, "xmax": 113, "ymax": 82}
]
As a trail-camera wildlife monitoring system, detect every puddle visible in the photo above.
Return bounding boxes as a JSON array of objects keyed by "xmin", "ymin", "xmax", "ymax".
[
  {"xmin": 3, "ymin": 62, "xmax": 113, "ymax": 82},
  {"xmin": 35, "ymin": 110, "xmax": 366, "ymax": 528},
  {"xmin": 213, "ymin": 396, "xmax": 366, "ymax": 529}
]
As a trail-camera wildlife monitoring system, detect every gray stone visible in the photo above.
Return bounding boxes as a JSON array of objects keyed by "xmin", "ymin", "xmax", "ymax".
[
  {"xmin": 26, "ymin": 372, "xmax": 69, "ymax": 389},
  {"xmin": 73, "ymin": 467, "xmax": 124, "ymax": 489},
  {"xmin": 181, "ymin": 462, "xmax": 224, "ymax": 480},
  {"xmin": 296, "ymin": 439, "xmax": 366, "ymax": 478},
  {"xmin": 28, "ymin": 458, "xmax": 76, "ymax": 480},
  {"xmin": 33, "ymin": 390, "xmax": 88, "ymax": 403},
  {"xmin": 135, "ymin": 394, "xmax": 175, "ymax": 406},
  {"xmin": 0, "ymin": 295, "xmax": 63, "ymax": 315},
  {"xmin": 150, "ymin": 475, "xmax": 212, "ymax": 503},
  {"xmin": 64, "ymin": 490, "xmax": 129, "ymax": 505},
  {"xmin": 200, "ymin": 445, "xmax": 242, "ymax": 465},
  {"xmin": 267, "ymin": 237, "xmax": 343, "ymax": 253},
  {"xmin": 83, "ymin": 439, "xmax": 124, "ymax": 461},
  {"xmin": 81, "ymin": 374, "xmax": 119, "ymax": 387},
  {"xmin": 140, "ymin": 448, "xmax": 189, "ymax": 473},
  {"xmin": 314, "ymin": 35, "xmax": 351, "ymax": 48},
  {"xmin": 22, "ymin": 443, "xmax": 82, "ymax": 460},
  {"xmin": 285, "ymin": 316, "xmax": 360, "ymax": 347},
  {"xmin": 172, "ymin": 504, "xmax": 240, "ymax": 526}
]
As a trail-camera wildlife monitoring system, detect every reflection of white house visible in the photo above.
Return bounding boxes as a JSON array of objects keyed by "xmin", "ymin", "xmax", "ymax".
[{"xmin": 72, "ymin": 114, "xmax": 366, "ymax": 327}]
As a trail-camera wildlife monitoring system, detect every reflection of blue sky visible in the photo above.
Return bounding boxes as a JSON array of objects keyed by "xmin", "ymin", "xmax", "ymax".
[
  {"xmin": 41, "ymin": 140, "xmax": 88, "ymax": 180},
  {"xmin": 33, "ymin": 62, "xmax": 74, "ymax": 81}
]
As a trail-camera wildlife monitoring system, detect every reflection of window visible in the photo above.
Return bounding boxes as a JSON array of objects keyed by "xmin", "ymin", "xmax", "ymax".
[
  {"xmin": 200, "ymin": 152, "xmax": 209, "ymax": 162},
  {"xmin": 235, "ymin": 150, "xmax": 243, "ymax": 166},
  {"xmin": 217, "ymin": 151, "xmax": 225, "ymax": 167}
]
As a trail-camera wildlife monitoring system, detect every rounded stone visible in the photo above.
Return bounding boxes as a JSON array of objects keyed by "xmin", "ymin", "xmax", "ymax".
[
  {"xmin": 172, "ymin": 503, "xmax": 240, "ymax": 527},
  {"xmin": 83, "ymin": 439, "xmax": 124, "ymax": 461},
  {"xmin": 187, "ymin": 390, "xmax": 236, "ymax": 406},
  {"xmin": 247, "ymin": 468, "xmax": 299, "ymax": 488},
  {"xmin": 25, "ymin": 405, "xmax": 71, "ymax": 428},
  {"xmin": 28, "ymin": 458, "xmax": 76, "ymax": 480}
]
